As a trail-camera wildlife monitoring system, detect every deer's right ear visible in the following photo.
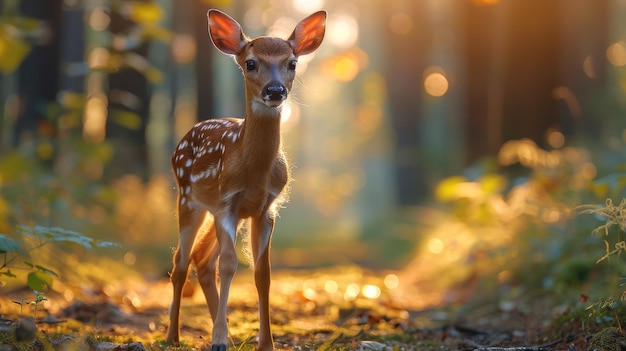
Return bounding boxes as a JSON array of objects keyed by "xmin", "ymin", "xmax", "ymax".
[{"xmin": 208, "ymin": 9, "xmax": 247, "ymax": 55}]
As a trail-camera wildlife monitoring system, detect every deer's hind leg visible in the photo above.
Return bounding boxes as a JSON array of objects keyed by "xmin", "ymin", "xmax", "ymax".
[
  {"xmin": 192, "ymin": 215, "xmax": 220, "ymax": 322},
  {"xmin": 166, "ymin": 205, "xmax": 207, "ymax": 344}
]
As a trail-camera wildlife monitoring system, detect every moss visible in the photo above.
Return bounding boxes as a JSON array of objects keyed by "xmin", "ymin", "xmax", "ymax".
[{"xmin": 590, "ymin": 327, "xmax": 626, "ymax": 351}]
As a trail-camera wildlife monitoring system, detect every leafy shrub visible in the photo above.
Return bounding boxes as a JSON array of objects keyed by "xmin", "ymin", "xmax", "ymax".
[
  {"xmin": 0, "ymin": 224, "xmax": 117, "ymax": 291},
  {"xmin": 578, "ymin": 199, "xmax": 626, "ymax": 319}
]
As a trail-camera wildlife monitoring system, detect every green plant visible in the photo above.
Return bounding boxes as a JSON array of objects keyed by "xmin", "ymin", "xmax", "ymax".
[
  {"xmin": 30, "ymin": 291, "xmax": 47, "ymax": 322},
  {"xmin": 578, "ymin": 199, "xmax": 626, "ymax": 264},
  {"xmin": 578, "ymin": 198, "xmax": 626, "ymax": 329},
  {"xmin": 0, "ymin": 224, "xmax": 118, "ymax": 290}
]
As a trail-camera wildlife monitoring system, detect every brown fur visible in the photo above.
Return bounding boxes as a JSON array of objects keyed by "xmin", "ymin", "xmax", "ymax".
[{"xmin": 166, "ymin": 9, "xmax": 325, "ymax": 351}]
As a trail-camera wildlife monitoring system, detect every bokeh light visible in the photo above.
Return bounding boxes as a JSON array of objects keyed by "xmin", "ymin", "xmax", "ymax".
[
  {"xmin": 583, "ymin": 56, "xmax": 596, "ymax": 79},
  {"xmin": 427, "ymin": 237, "xmax": 444, "ymax": 254},
  {"xmin": 362, "ymin": 284, "xmax": 381, "ymax": 299},
  {"xmin": 546, "ymin": 129, "xmax": 565, "ymax": 149},
  {"xmin": 292, "ymin": 0, "xmax": 325, "ymax": 13},
  {"xmin": 327, "ymin": 14, "xmax": 359, "ymax": 49},
  {"xmin": 324, "ymin": 279, "xmax": 338, "ymax": 294},
  {"xmin": 88, "ymin": 7, "xmax": 110, "ymax": 31},
  {"xmin": 344, "ymin": 283, "xmax": 360, "ymax": 301},
  {"xmin": 88, "ymin": 47, "xmax": 110, "ymax": 69},
  {"xmin": 171, "ymin": 34, "xmax": 196, "ymax": 64},
  {"xmin": 423, "ymin": 69, "xmax": 449, "ymax": 97},
  {"xmin": 83, "ymin": 94, "xmax": 108, "ymax": 143},
  {"xmin": 607, "ymin": 41, "xmax": 626, "ymax": 67},
  {"xmin": 383, "ymin": 274, "xmax": 399, "ymax": 290},
  {"xmin": 322, "ymin": 49, "xmax": 368, "ymax": 82}
]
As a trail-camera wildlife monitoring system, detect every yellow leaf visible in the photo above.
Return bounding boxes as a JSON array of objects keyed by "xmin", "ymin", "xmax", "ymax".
[
  {"xmin": 144, "ymin": 67, "xmax": 163, "ymax": 83},
  {"xmin": 0, "ymin": 26, "xmax": 31, "ymax": 73},
  {"xmin": 201, "ymin": 0, "xmax": 233, "ymax": 6},
  {"xmin": 143, "ymin": 25, "xmax": 175, "ymax": 43},
  {"xmin": 110, "ymin": 109, "xmax": 143, "ymax": 130},
  {"xmin": 130, "ymin": 2, "xmax": 164, "ymax": 24},
  {"xmin": 479, "ymin": 174, "xmax": 506, "ymax": 194},
  {"xmin": 58, "ymin": 91, "xmax": 85, "ymax": 110},
  {"xmin": 435, "ymin": 176, "xmax": 466, "ymax": 202},
  {"xmin": 591, "ymin": 182, "xmax": 609, "ymax": 199}
]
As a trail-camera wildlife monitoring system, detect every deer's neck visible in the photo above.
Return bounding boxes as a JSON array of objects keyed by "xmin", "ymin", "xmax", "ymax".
[{"xmin": 239, "ymin": 100, "xmax": 282, "ymax": 172}]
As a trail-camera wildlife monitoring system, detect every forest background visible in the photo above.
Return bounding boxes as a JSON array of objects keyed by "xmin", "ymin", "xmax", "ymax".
[{"xmin": 1, "ymin": 0, "xmax": 626, "ymax": 325}]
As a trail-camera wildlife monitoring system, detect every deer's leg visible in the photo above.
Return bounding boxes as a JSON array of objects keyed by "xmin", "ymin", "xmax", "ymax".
[
  {"xmin": 211, "ymin": 213, "xmax": 239, "ymax": 350},
  {"xmin": 251, "ymin": 214, "xmax": 275, "ymax": 351},
  {"xmin": 193, "ymin": 219, "xmax": 220, "ymax": 322},
  {"xmin": 166, "ymin": 206, "xmax": 206, "ymax": 344}
]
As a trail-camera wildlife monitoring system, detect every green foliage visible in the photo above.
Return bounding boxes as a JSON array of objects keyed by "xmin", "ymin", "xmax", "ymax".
[
  {"xmin": 579, "ymin": 198, "xmax": 626, "ymax": 322},
  {"xmin": 0, "ymin": 224, "xmax": 118, "ymax": 290},
  {"xmin": 579, "ymin": 199, "xmax": 626, "ymax": 264},
  {"xmin": 419, "ymin": 139, "xmax": 597, "ymax": 295}
]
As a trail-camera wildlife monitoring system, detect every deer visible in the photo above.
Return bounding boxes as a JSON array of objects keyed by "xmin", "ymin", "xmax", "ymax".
[{"xmin": 166, "ymin": 9, "xmax": 326, "ymax": 351}]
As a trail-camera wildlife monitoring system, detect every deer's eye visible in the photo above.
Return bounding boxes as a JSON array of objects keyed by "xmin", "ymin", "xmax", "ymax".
[
  {"xmin": 288, "ymin": 60, "xmax": 297, "ymax": 71},
  {"xmin": 245, "ymin": 60, "xmax": 256, "ymax": 71}
]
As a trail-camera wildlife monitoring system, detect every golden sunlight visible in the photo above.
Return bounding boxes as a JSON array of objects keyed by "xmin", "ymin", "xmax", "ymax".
[
  {"xmin": 427, "ymin": 237, "xmax": 444, "ymax": 254},
  {"xmin": 607, "ymin": 41, "xmax": 626, "ymax": 67},
  {"xmin": 547, "ymin": 129, "xmax": 565, "ymax": 149},
  {"xmin": 280, "ymin": 102, "xmax": 301, "ymax": 133},
  {"xmin": 362, "ymin": 284, "xmax": 381, "ymax": 299},
  {"xmin": 324, "ymin": 280, "xmax": 338, "ymax": 294},
  {"xmin": 88, "ymin": 47, "xmax": 110, "ymax": 69},
  {"xmin": 423, "ymin": 67, "xmax": 449, "ymax": 97},
  {"xmin": 383, "ymin": 274, "xmax": 399, "ymax": 290},
  {"xmin": 322, "ymin": 49, "xmax": 368, "ymax": 82},
  {"xmin": 292, "ymin": 0, "xmax": 325, "ymax": 13},
  {"xmin": 344, "ymin": 283, "xmax": 360, "ymax": 301},
  {"xmin": 83, "ymin": 95, "xmax": 108, "ymax": 143},
  {"xmin": 89, "ymin": 7, "xmax": 110, "ymax": 31},
  {"xmin": 327, "ymin": 14, "xmax": 359, "ymax": 49}
]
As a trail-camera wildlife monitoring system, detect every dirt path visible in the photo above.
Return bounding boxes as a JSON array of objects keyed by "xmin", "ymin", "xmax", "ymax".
[{"xmin": 0, "ymin": 267, "xmax": 611, "ymax": 350}]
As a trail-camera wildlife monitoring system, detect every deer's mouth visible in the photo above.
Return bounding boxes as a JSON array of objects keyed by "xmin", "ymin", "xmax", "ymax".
[
  {"xmin": 252, "ymin": 98, "xmax": 283, "ymax": 115},
  {"xmin": 262, "ymin": 81, "xmax": 288, "ymax": 104}
]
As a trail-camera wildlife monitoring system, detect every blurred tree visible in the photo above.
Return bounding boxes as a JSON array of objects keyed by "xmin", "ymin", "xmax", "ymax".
[
  {"xmin": 105, "ymin": 2, "xmax": 153, "ymax": 180},
  {"xmin": 382, "ymin": 1, "xmax": 430, "ymax": 205},
  {"xmin": 382, "ymin": 0, "xmax": 612, "ymax": 205},
  {"xmin": 14, "ymin": 0, "xmax": 62, "ymax": 152},
  {"xmin": 462, "ymin": 0, "xmax": 609, "ymax": 160}
]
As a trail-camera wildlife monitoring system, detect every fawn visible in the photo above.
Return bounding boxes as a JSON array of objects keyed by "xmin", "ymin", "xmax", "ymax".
[{"xmin": 166, "ymin": 9, "xmax": 326, "ymax": 351}]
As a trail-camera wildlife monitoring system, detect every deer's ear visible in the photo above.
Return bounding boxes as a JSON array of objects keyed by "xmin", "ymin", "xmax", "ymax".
[
  {"xmin": 288, "ymin": 11, "xmax": 326, "ymax": 57},
  {"xmin": 208, "ymin": 9, "xmax": 247, "ymax": 55}
]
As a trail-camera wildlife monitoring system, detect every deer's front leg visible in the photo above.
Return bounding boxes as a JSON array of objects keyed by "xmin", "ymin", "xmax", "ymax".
[
  {"xmin": 211, "ymin": 214, "xmax": 239, "ymax": 350},
  {"xmin": 251, "ymin": 214, "xmax": 275, "ymax": 351}
]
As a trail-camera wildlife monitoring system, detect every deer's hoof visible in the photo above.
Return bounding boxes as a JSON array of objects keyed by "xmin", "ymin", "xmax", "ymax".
[{"xmin": 211, "ymin": 344, "xmax": 227, "ymax": 351}]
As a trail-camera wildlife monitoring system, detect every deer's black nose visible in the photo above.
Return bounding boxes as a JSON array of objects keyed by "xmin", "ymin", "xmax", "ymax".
[{"xmin": 263, "ymin": 81, "xmax": 286, "ymax": 101}]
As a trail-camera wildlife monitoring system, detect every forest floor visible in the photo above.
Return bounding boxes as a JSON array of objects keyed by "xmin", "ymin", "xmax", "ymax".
[{"xmin": 0, "ymin": 266, "xmax": 623, "ymax": 351}]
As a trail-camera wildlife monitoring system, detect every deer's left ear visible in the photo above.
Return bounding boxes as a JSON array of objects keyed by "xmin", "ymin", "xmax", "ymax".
[{"xmin": 288, "ymin": 11, "xmax": 326, "ymax": 57}]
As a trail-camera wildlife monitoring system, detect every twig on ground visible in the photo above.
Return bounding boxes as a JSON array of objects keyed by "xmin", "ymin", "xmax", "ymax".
[{"xmin": 469, "ymin": 338, "xmax": 562, "ymax": 351}]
